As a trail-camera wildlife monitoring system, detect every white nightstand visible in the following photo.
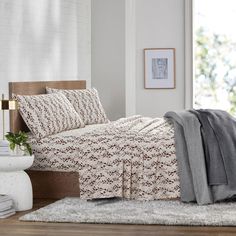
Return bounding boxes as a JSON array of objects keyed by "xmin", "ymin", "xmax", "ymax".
[{"xmin": 0, "ymin": 155, "xmax": 34, "ymax": 211}]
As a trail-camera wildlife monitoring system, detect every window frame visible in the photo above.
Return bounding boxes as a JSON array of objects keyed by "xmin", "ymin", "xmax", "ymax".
[{"xmin": 184, "ymin": 0, "xmax": 194, "ymax": 109}]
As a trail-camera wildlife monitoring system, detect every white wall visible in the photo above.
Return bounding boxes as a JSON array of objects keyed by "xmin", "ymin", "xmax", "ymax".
[
  {"xmin": 91, "ymin": 0, "xmax": 125, "ymax": 121},
  {"xmin": 0, "ymin": 0, "xmax": 91, "ymax": 136},
  {"xmin": 92, "ymin": 0, "xmax": 185, "ymax": 119},
  {"xmin": 135, "ymin": 0, "xmax": 185, "ymax": 117}
]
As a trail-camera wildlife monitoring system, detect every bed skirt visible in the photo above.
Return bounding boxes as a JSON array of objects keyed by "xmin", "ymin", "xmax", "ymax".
[{"xmin": 27, "ymin": 170, "xmax": 80, "ymax": 199}]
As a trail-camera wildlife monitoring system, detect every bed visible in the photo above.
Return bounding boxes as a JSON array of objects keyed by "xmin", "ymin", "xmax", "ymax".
[
  {"xmin": 9, "ymin": 80, "xmax": 86, "ymax": 199},
  {"xmin": 9, "ymin": 80, "xmax": 180, "ymax": 200},
  {"xmin": 10, "ymin": 80, "xmax": 236, "ymax": 204}
]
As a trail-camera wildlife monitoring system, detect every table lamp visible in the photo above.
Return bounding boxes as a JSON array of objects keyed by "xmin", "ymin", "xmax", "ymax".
[{"xmin": 0, "ymin": 94, "xmax": 18, "ymax": 155}]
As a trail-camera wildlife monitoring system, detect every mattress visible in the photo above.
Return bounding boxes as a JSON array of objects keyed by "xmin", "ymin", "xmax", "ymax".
[
  {"xmin": 29, "ymin": 123, "xmax": 107, "ymax": 171},
  {"xmin": 29, "ymin": 116, "xmax": 180, "ymax": 200}
]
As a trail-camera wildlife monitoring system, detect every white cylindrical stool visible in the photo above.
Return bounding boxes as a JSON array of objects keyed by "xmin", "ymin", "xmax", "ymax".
[{"xmin": 0, "ymin": 155, "xmax": 34, "ymax": 211}]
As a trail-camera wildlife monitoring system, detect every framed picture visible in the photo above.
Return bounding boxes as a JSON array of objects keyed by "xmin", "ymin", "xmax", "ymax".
[{"xmin": 144, "ymin": 48, "xmax": 175, "ymax": 89}]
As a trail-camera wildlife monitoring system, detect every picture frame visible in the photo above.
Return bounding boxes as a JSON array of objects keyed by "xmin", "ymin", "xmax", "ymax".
[{"xmin": 144, "ymin": 48, "xmax": 176, "ymax": 89}]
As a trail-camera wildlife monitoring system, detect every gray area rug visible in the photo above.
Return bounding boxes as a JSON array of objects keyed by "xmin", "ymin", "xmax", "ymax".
[{"xmin": 20, "ymin": 197, "xmax": 236, "ymax": 226}]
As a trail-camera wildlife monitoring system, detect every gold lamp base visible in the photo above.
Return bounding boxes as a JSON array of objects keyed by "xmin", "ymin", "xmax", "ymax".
[{"xmin": 0, "ymin": 94, "xmax": 18, "ymax": 140}]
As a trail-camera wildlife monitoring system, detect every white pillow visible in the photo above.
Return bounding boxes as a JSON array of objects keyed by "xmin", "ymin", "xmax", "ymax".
[
  {"xmin": 46, "ymin": 88, "xmax": 109, "ymax": 125},
  {"xmin": 16, "ymin": 93, "xmax": 85, "ymax": 139}
]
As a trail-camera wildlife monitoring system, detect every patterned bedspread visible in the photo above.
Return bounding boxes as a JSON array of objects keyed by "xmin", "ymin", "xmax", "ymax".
[{"xmin": 29, "ymin": 116, "xmax": 180, "ymax": 200}]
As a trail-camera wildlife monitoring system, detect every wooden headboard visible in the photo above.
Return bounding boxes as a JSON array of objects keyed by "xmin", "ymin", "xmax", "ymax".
[{"xmin": 9, "ymin": 80, "xmax": 86, "ymax": 133}]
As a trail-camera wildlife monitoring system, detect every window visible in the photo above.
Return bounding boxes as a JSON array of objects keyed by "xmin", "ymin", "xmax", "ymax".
[{"xmin": 194, "ymin": 0, "xmax": 236, "ymax": 115}]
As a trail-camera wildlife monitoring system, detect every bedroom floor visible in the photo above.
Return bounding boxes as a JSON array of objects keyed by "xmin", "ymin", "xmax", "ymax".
[{"xmin": 0, "ymin": 199, "xmax": 235, "ymax": 236}]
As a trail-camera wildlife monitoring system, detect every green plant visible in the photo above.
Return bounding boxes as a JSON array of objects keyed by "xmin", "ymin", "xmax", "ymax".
[
  {"xmin": 5, "ymin": 131, "xmax": 32, "ymax": 155},
  {"xmin": 195, "ymin": 27, "xmax": 236, "ymax": 114}
]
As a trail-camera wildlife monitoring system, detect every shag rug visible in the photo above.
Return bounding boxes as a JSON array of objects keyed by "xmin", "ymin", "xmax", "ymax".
[{"xmin": 20, "ymin": 197, "xmax": 236, "ymax": 226}]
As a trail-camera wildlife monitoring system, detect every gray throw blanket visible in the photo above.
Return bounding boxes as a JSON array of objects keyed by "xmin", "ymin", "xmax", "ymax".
[
  {"xmin": 164, "ymin": 111, "xmax": 213, "ymax": 205},
  {"xmin": 194, "ymin": 109, "xmax": 236, "ymax": 189},
  {"xmin": 190, "ymin": 110, "xmax": 227, "ymax": 186},
  {"xmin": 165, "ymin": 110, "xmax": 236, "ymax": 205}
]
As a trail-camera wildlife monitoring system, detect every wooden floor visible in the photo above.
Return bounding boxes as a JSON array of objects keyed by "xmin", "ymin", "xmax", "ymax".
[{"xmin": 0, "ymin": 199, "xmax": 236, "ymax": 236}]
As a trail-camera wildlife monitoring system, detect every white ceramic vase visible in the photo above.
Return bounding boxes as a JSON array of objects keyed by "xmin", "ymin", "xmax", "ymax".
[{"xmin": 10, "ymin": 145, "xmax": 26, "ymax": 156}]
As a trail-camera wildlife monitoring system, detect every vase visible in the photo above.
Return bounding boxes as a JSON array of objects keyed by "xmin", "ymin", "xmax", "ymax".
[{"xmin": 10, "ymin": 145, "xmax": 26, "ymax": 156}]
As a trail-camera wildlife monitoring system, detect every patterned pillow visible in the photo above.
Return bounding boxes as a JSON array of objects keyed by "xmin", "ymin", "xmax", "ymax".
[
  {"xmin": 16, "ymin": 93, "xmax": 85, "ymax": 139},
  {"xmin": 46, "ymin": 88, "xmax": 109, "ymax": 125}
]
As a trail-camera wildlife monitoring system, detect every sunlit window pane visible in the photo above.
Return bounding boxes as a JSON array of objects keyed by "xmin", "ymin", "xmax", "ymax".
[{"xmin": 194, "ymin": 0, "xmax": 236, "ymax": 115}]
